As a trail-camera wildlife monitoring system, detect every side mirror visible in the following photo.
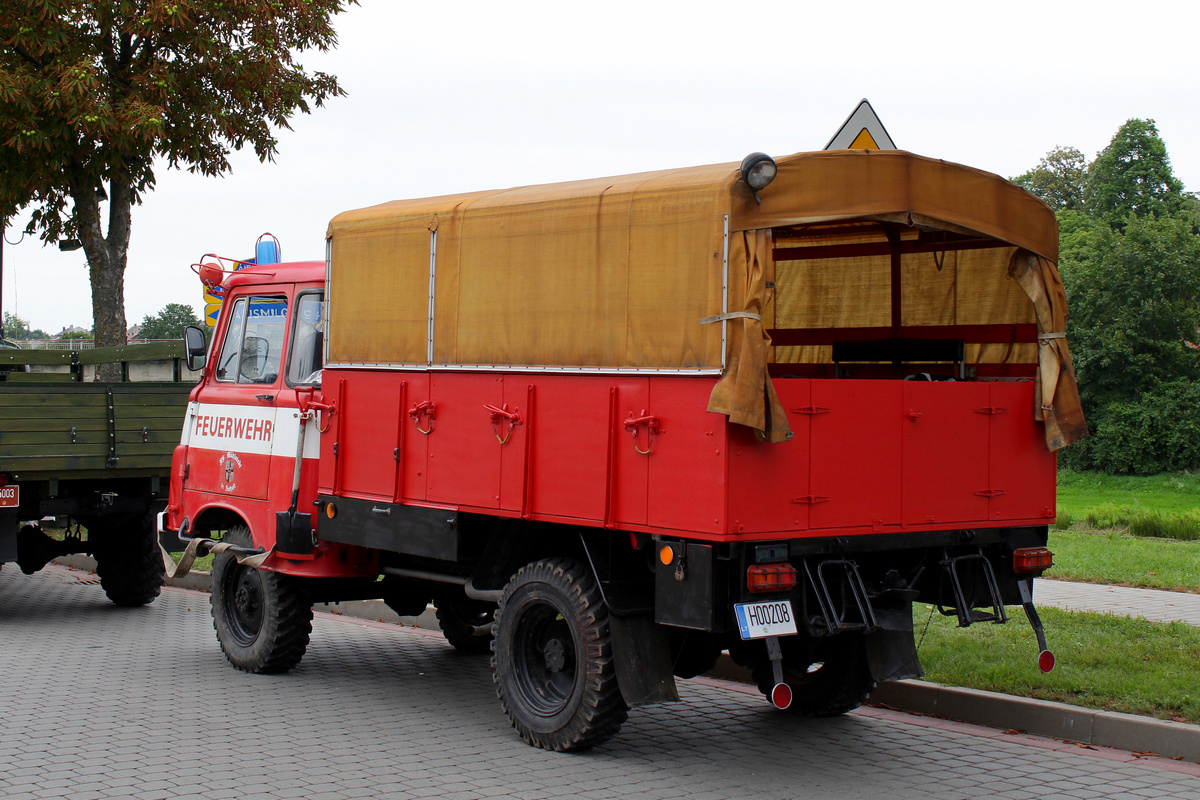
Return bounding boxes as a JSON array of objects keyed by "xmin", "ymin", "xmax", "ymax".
[{"xmin": 184, "ymin": 326, "xmax": 208, "ymax": 371}]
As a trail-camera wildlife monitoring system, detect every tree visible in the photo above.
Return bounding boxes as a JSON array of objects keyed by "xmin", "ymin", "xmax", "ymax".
[
  {"xmin": 3, "ymin": 310, "xmax": 48, "ymax": 339},
  {"xmin": 1018, "ymin": 122, "xmax": 1200, "ymax": 473},
  {"xmin": 61, "ymin": 329, "xmax": 92, "ymax": 340},
  {"xmin": 138, "ymin": 302, "xmax": 200, "ymax": 339},
  {"xmin": 1086, "ymin": 119, "xmax": 1186, "ymax": 227},
  {"xmin": 0, "ymin": 2, "xmax": 356, "ymax": 376},
  {"xmin": 1012, "ymin": 145, "xmax": 1088, "ymax": 212},
  {"xmin": 1064, "ymin": 216, "xmax": 1200, "ymax": 414}
]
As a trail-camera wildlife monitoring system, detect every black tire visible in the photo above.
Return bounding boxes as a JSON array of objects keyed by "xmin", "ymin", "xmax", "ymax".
[
  {"xmin": 93, "ymin": 510, "xmax": 165, "ymax": 607},
  {"xmin": 749, "ymin": 633, "xmax": 876, "ymax": 717},
  {"xmin": 211, "ymin": 526, "xmax": 312, "ymax": 674},
  {"xmin": 492, "ymin": 558, "xmax": 628, "ymax": 751},
  {"xmin": 435, "ymin": 592, "xmax": 496, "ymax": 654}
]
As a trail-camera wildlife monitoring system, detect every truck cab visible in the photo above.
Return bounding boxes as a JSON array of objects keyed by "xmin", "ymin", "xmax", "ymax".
[{"xmin": 167, "ymin": 262, "xmax": 376, "ymax": 578}]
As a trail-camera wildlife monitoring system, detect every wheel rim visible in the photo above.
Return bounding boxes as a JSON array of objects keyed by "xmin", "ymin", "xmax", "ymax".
[
  {"xmin": 225, "ymin": 564, "xmax": 265, "ymax": 646},
  {"xmin": 511, "ymin": 599, "xmax": 579, "ymax": 717}
]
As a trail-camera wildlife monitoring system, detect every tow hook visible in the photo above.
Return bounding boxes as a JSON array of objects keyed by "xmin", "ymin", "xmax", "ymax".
[
  {"xmin": 764, "ymin": 636, "xmax": 793, "ymax": 710},
  {"xmin": 1017, "ymin": 578, "xmax": 1056, "ymax": 673}
]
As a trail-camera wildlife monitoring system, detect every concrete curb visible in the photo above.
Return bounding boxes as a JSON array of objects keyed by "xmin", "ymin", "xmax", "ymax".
[{"xmin": 54, "ymin": 555, "xmax": 1200, "ymax": 763}]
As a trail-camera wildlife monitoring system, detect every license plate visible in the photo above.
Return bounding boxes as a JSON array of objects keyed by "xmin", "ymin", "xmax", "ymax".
[
  {"xmin": 735, "ymin": 600, "xmax": 798, "ymax": 640},
  {"xmin": 0, "ymin": 485, "xmax": 18, "ymax": 508}
]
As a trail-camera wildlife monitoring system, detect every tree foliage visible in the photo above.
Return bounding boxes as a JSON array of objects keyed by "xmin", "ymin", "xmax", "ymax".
[
  {"xmin": 1063, "ymin": 216, "xmax": 1200, "ymax": 412},
  {"xmin": 1012, "ymin": 145, "xmax": 1088, "ymax": 212},
  {"xmin": 0, "ymin": 1, "xmax": 356, "ymax": 368},
  {"xmin": 137, "ymin": 301, "xmax": 200, "ymax": 339},
  {"xmin": 1085, "ymin": 119, "xmax": 1187, "ymax": 227},
  {"xmin": 1022, "ymin": 120, "xmax": 1200, "ymax": 473},
  {"xmin": 2, "ymin": 311, "xmax": 49, "ymax": 339}
]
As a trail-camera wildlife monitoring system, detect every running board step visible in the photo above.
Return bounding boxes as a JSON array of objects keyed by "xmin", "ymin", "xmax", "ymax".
[
  {"xmin": 802, "ymin": 558, "xmax": 879, "ymax": 635},
  {"xmin": 938, "ymin": 549, "xmax": 1008, "ymax": 627}
]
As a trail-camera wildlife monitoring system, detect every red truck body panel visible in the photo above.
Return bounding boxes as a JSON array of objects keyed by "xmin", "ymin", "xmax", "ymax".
[{"xmin": 316, "ymin": 368, "xmax": 1055, "ymax": 545}]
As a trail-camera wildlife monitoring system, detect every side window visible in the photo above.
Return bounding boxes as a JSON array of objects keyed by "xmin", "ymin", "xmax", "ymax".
[
  {"xmin": 287, "ymin": 292, "xmax": 325, "ymax": 386},
  {"xmin": 213, "ymin": 296, "xmax": 289, "ymax": 385},
  {"xmin": 214, "ymin": 298, "xmax": 246, "ymax": 381}
]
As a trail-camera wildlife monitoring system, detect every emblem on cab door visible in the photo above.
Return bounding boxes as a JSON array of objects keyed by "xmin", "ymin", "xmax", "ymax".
[{"xmin": 220, "ymin": 451, "xmax": 243, "ymax": 494}]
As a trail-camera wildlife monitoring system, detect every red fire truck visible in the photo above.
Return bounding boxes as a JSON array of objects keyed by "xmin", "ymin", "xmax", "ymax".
[{"xmin": 163, "ymin": 147, "xmax": 1086, "ymax": 751}]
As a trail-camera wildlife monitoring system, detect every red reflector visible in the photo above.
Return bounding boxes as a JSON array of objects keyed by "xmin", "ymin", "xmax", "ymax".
[
  {"xmin": 770, "ymin": 682, "xmax": 793, "ymax": 710},
  {"xmin": 1013, "ymin": 546, "xmax": 1054, "ymax": 574},
  {"xmin": 1038, "ymin": 649, "xmax": 1056, "ymax": 673},
  {"xmin": 747, "ymin": 563, "xmax": 798, "ymax": 593}
]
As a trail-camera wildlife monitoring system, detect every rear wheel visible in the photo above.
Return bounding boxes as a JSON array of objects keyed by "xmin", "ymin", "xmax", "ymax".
[
  {"xmin": 493, "ymin": 558, "xmax": 627, "ymax": 751},
  {"xmin": 749, "ymin": 633, "xmax": 876, "ymax": 717},
  {"xmin": 93, "ymin": 510, "xmax": 165, "ymax": 607},
  {"xmin": 435, "ymin": 592, "xmax": 496, "ymax": 653},
  {"xmin": 211, "ymin": 526, "xmax": 312, "ymax": 673}
]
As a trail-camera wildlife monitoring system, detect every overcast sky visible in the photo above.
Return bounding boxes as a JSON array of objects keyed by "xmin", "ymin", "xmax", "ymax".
[{"xmin": 5, "ymin": 0, "xmax": 1199, "ymax": 334}]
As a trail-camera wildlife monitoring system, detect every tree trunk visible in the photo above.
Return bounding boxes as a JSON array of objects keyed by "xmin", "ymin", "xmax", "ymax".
[{"xmin": 74, "ymin": 177, "xmax": 131, "ymax": 381}]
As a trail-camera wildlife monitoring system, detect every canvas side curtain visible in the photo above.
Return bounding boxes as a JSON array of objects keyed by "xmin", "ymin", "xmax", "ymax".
[
  {"xmin": 1008, "ymin": 250, "xmax": 1089, "ymax": 451},
  {"xmin": 707, "ymin": 229, "xmax": 792, "ymax": 443}
]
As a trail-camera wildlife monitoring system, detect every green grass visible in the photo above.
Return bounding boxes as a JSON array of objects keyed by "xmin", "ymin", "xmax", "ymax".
[
  {"xmin": 1057, "ymin": 468, "xmax": 1200, "ymax": 539},
  {"xmin": 918, "ymin": 606, "xmax": 1200, "ymax": 724},
  {"xmin": 170, "ymin": 551, "xmax": 215, "ymax": 573},
  {"xmin": 1048, "ymin": 527, "xmax": 1200, "ymax": 593}
]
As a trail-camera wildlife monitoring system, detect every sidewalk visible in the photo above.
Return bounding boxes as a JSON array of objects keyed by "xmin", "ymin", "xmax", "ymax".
[
  {"xmin": 1036, "ymin": 578, "xmax": 1200, "ymax": 627},
  {"xmin": 52, "ymin": 557, "xmax": 1200, "ymax": 762}
]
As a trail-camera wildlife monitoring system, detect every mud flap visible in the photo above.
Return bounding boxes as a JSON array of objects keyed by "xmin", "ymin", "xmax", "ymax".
[
  {"xmin": 865, "ymin": 603, "xmax": 924, "ymax": 682},
  {"xmin": 0, "ymin": 508, "xmax": 18, "ymax": 564},
  {"xmin": 609, "ymin": 613, "xmax": 679, "ymax": 706}
]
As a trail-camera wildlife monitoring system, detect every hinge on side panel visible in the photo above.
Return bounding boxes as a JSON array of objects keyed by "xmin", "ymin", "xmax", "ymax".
[
  {"xmin": 789, "ymin": 496, "xmax": 829, "ymax": 505},
  {"xmin": 975, "ymin": 407, "xmax": 1008, "ymax": 415},
  {"xmin": 791, "ymin": 406, "xmax": 831, "ymax": 415},
  {"xmin": 972, "ymin": 489, "xmax": 1007, "ymax": 497}
]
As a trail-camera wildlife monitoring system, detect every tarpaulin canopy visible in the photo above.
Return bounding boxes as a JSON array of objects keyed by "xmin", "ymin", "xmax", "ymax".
[{"xmin": 326, "ymin": 149, "xmax": 1085, "ymax": 449}]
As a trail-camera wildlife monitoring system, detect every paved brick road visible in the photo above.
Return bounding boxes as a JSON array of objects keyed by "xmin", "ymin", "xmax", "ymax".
[{"xmin": 3, "ymin": 565, "xmax": 1200, "ymax": 800}]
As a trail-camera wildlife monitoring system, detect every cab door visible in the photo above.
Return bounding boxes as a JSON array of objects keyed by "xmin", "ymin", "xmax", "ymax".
[{"xmin": 187, "ymin": 293, "xmax": 290, "ymax": 501}]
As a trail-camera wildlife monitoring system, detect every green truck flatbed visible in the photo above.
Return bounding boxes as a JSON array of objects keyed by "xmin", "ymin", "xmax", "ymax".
[{"xmin": 0, "ymin": 342, "xmax": 194, "ymax": 606}]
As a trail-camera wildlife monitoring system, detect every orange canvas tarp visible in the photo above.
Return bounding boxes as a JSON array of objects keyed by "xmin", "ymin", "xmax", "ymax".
[
  {"xmin": 325, "ymin": 149, "xmax": 1085, "ymax": 449},
  {"xmin": 328, "ymin": 167, "xmax": 731, "ymax": 370}
]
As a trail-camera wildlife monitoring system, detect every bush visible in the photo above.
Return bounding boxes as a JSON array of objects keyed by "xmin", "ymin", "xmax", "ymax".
[{"xmin": 1062, "ymin": 380, "xmax": 1200, "ymax": 474}]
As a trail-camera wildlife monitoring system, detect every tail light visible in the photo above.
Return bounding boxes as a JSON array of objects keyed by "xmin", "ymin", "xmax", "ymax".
[
  {"xmin": 1013, "ymin": 546, "xmax": 1054, "ymax": 574},
  {"xmin": 747, "ymin": 563, "xmax": 798, "ymax": 594}
]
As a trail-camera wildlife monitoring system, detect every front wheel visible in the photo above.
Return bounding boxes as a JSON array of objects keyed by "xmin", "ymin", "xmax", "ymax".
[
  {"xmin": 211, "ymin": 526, "xmax": 312, "ymax": 673},
  {"xmin": 492, "ymin": 558, "xmax": 627, "ymax": 751}
]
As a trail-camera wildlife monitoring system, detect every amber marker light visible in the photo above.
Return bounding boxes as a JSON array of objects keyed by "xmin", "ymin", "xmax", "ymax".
[
  {"xmin": 324, "ymin": 503, "xmax": 337, "ymax": 519},
  {"xmin": 659, "ymin": 545, "xmax": 675, "ymax": 566},
  {"xmin": 747, "ymin": 563, "xmax": 798, "ymax": 593}
]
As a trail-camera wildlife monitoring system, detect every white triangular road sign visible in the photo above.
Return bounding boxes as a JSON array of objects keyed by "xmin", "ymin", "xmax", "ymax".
[{"xmin": 825, "ymin": 99, "xmax": 896, "ymax": 150}]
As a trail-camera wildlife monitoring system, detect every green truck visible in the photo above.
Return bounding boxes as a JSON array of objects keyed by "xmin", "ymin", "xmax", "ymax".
[{"xmin": 0, "ymin": 342, "xmax": 193, "ymax": 605}]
